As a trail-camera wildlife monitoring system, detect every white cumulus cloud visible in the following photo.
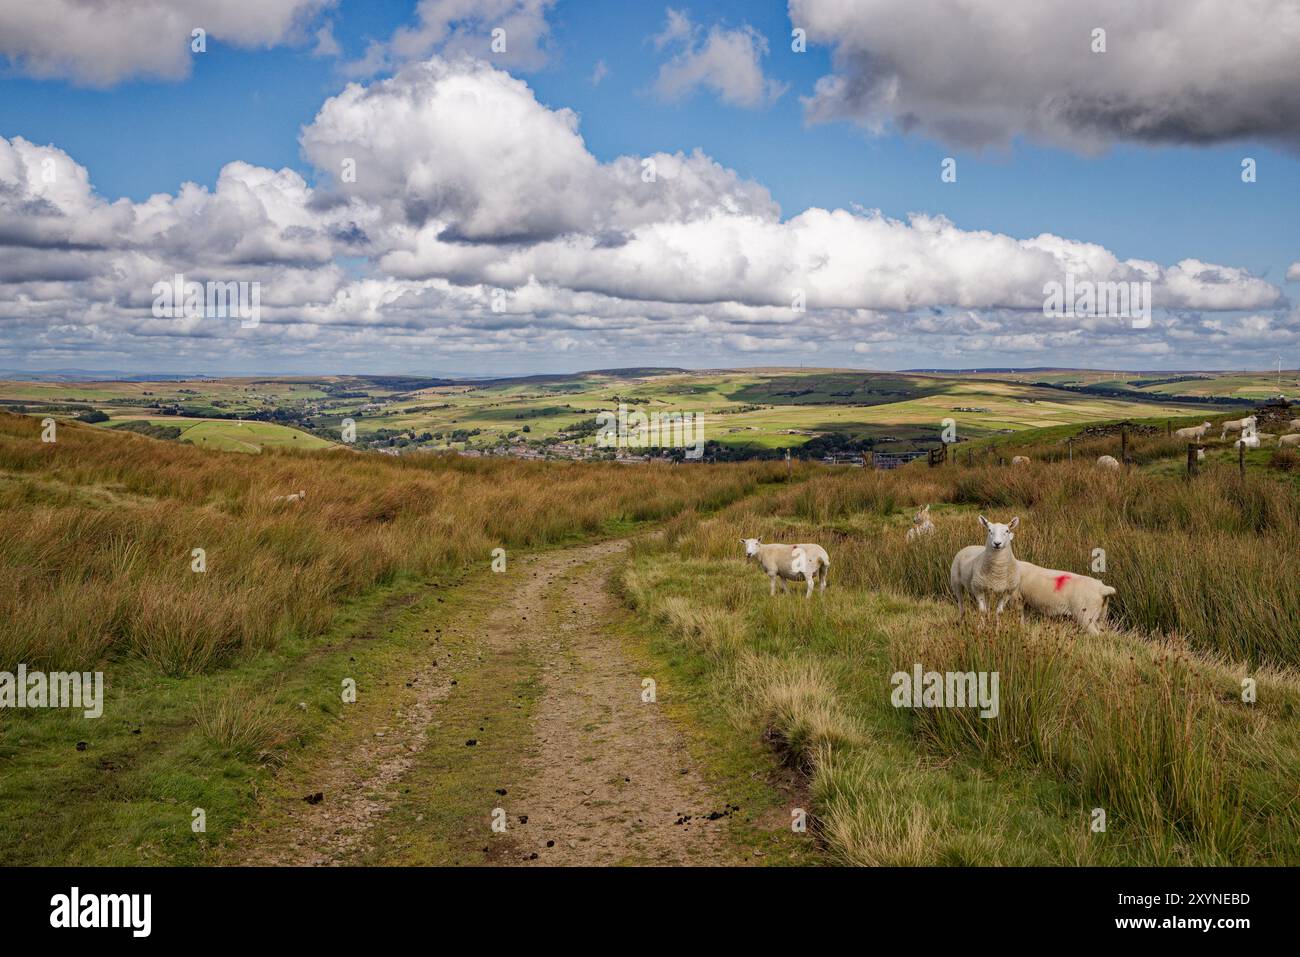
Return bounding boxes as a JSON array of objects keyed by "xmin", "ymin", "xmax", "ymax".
[
  {"xmin": 653, "ymin": 8, "xmax": 787, "ymax": 108},
  {"xmin": 0, "ymin": 0, "xmax": 332, "ymax": 87},
  {"xmin": 790, "ymin": 0, "xmax": 1300, "ymax": 151}
]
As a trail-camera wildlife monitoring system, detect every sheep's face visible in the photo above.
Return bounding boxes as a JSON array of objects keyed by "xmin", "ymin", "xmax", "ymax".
[
  {"xmin": 979, "ymin": 515, "xmax": 1018, "ymax": 551},
  {"xmin": 741, "ymin": 537, "xmax": 762, "ymax": 558},
  {"xmin": 912, "ymin": 505, "xmax": 930, "ymax": 526}
]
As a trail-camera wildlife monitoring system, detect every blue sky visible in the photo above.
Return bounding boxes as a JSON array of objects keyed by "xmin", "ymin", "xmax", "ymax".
[{"xmin": 0, "ymin": 0, "xmax": 1297, "ymax": 375}]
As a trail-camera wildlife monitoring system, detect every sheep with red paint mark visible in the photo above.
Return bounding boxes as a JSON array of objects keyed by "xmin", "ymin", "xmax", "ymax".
[{"xmin": 1015, "ymin": 561, "xmax": 1117, "ymax": 635}]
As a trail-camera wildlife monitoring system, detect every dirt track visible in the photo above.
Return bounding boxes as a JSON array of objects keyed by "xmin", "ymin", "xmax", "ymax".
[{"xmin": 225, "ymin": 539, "xmax": 736, "ymax": 866}]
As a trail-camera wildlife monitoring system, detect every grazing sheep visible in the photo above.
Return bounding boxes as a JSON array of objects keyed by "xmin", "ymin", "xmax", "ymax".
[
  {"xmin": 1220, "ymin": 415, "xmax": 1258, "ymax": 441},
  {"xmin": 1096, "ymin": 455, "xmax": 1121, "ymax": 470},
  {"xmin": 1279, "ymin": 433, "xmax": 1300, "ymax": 448},
  {"xmin": 1174, "ymin": 421, "xmax": 1212, "ymax": 441},
  {"xmin": 741, "ymin": 538, "xmax": 830, "ymax": 598},
  {"xmin": 1016, "ymin": 561, "xmax": 1117, "ymax": 635},
  {"xmin": 905, "ymin": 504, "xmax": 935, "ymax": 542},
  {"xmin": 1289, "ymin": 418, "xmax": 1300, "ymax": 433},
  {"xmin": 273, "ymin": 489, "xmax": 306, "ymax": 503},
  {"xmin": 949, "ymin": 516, "xmax": 1021, "ymax": 619},
  {"xmin": 1011, "ymin": 455, "xmax": 1030, "ymax": 466},
  {"xmin": 1234, "ymin": 433, "xmax": 1260, "ymax": 450}
]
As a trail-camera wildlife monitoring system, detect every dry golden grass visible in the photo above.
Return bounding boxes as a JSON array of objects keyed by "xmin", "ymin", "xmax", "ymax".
[
  {"xmin": 194, "ymin": 683, "xmax": 298, "ymax": 760},
  {"xmin": 0, "ymin": 412, "xmax": 786, "ymax": 675},
  {"xmin": 621, "ymin": 446, "xmax": 1300, "ymax": 864}
]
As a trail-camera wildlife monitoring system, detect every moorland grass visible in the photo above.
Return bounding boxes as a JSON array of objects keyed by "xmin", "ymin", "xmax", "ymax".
[
  {"xmin": 0, "ymin": 412, "xmax": 793, "ymax": 675},
  {"xmin": 621, "ymin": 440, "xmax": 1300, "ymax": 864}
]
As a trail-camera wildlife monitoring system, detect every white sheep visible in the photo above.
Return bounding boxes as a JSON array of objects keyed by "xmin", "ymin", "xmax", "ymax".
[
  {"xmin": 1289, "ymin": 418, "xmax": 1300, "ymax": 433},
  {"xmin": 741, "ymin": 538, "xmax": 830, "ymax": 598},
  {"xmin": 1096, "ymin": 455, "xmax": 1121, "ymax": 470},
  {"xmin": 273, "ymin": 489, "xmax": 306, "ymax": 503},
  {"xmin": 1234, "ymin": 432, "xmax": 1260, "ymax": 450},
  {"xmin": 1011, "ymin": 455, "xmax": 1030, "ymax": 466},
  {"xmin": 905, "ymin": 504, "xmax": 934, "ymax": 542},
  {"xmin": 1016, "ymin": 561, "xmax": 1117, "ymax": 635},
  {"xmin": 1196, "ymin": 446, "xmax": 1207, "ymax": 461},
  {"xmin": 949, "ymin": 516, "xmax": 1021, "ymax": 620},
  {"xmin": 1220, "ymin": 415, "xmax": 1258, "ymax": 441},
  {"xmin": 1279, "ymin": 433, "xmax": 1300, "ymax": 448},
  {"xmin": 1173, "ymin": 421, "xmax": 1212, "ymax": 441}
]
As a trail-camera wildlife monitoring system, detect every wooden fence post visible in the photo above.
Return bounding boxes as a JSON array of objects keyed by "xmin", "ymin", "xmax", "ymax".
[
  {"xmin": 1067, "ymin": 437, "xmax": 1073, "ymax": 463},
  {"xmin": 1186, "ymin": 443, "xmax": 1197, "ymax": 478},
  {"xmin": 1121, "ymin": 424, "xmax": 1128, "ymax": 465},
  {"xmin": 1239, "ymin": 441, "xmax": 1246, "ymax": 478}
]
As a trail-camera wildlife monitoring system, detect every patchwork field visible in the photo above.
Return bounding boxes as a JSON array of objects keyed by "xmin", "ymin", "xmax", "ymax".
[
  {"xmin": 0, "ymin": 366, "xmax": 1267, "ymax": 459},
  {"xmin": 976, "ymin": 369, "xmax": 1298, "ymax": 401}
]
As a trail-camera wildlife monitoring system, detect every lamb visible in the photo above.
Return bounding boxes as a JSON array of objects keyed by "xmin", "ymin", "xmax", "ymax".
[
  {"xmin": 273, "ymin": 489, "xmax": 306, "ymax": 503},
  {"xmin": 949, "ymin": 516, "xmax": 1021, "ymax": 620},
  {"xmin": 1234, "ymin": 433, "xmax": 1260, "ymax": 450},
  {"xmin": 741, "ymin": 538, "xmax": 830, "ymax": 598},
  {"xmin": 1016, "ymin": 561, "xmax": 1117, "ymax": 635},
  {"xmin": 1011, "ymin": 455, "xmax": 1030, "ymax": 466},
  {"xmin": 1220, "ymin": 415, "xmax": 1257, "ymax": 441},
  {"xmin": 1173, "ymin": 421, "xmax": 1212, "ymax": 441},
  {"xmin": 905, "ymin": 504, "xmax": 934, "ymax": 542},
  {"xmin": 1279, "ymin": 433, "xmax": 1300, "ymax": 448},
  {"xmin": 1096, "ymin": 455, "xmax": 1120, "ymax": 470},
  {"xmin": 1196, "ymin": 446, "xmax": 1207, "ymax": 461}
]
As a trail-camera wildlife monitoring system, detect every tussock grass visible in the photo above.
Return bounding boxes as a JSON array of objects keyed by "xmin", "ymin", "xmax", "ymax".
[
  {"xmin": 740, "ymin": 455, "xmax": 1300, "ymax": 668},
  {"xmin": 621, "ymin": 446, "xmax": 1300, "ymax": 864},
  {"xmin": 0, "ymin": 412, "xmax": 786, "ymax": 675},
  {"xmin": 194, "ymin": 685, "xmax": 297, "ymax": 760}
]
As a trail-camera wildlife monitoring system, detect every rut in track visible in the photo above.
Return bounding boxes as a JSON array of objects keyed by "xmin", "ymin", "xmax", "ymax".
[{"xmin": 504, "ymin": 540, "xmax": 735, "ymax": 865}]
